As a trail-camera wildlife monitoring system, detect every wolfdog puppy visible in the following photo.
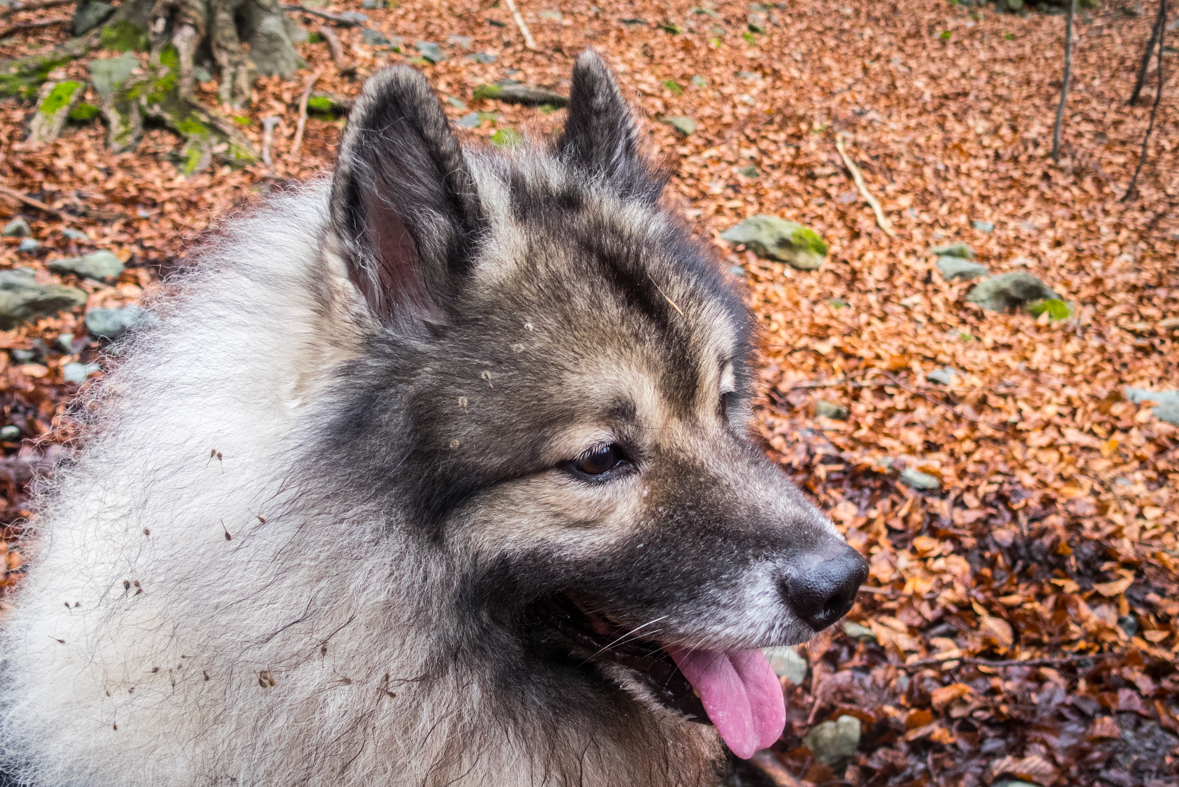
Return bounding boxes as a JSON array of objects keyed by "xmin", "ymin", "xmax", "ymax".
[{"xmin": 0, "ymin": 51, "xmax": 867, "ymax": 786}]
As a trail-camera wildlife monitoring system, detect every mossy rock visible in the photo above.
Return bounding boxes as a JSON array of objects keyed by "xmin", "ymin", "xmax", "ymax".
[
  {"xmin": 100, "ymin": 21, "xmax": 148, "ymax": 53},
  {"xmin": 966, "ymin": 271, "xmax": 1058, "ymax": 312},
  {"xmin": 720, "ymin": 215, "xmax": 829, "ymax": 270},
  {"xmin": 0, "ymin": 53, "xmax": 73, "ymax": 101}
]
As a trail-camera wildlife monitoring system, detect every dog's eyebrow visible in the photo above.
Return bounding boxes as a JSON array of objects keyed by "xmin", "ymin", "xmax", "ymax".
[{"xmin": 606, "ymin": 398, "xmax": 637, "ymax": 424}]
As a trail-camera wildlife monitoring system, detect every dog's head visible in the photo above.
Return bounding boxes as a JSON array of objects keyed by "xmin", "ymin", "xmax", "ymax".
[{"xmin": 325, "ymin": 51, "xmax": 867, "ymax": 757}]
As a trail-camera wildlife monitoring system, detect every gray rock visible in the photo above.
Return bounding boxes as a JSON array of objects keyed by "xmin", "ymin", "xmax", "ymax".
[
  {"xmin": 2, "ymin": 218, "xmax": 30, "ymax": 237},
  {"xmin": 0, "ymin": 269, "xmax": 88, "ymax": 330},
  {"xmin": 469, "ymin": 52, "xmax": 497, "ymax": 64},
  {"xmin": 84, "ymin": 305, "xmax": 148, "ymax": 340},
  {"xmin": 764, "ymin": 646, "xmax": 808, "ymax": 685},
  {"xmin": 815, "ymin": 401, "xmax": 849, "ymax": 420},
  {"xmin": 1125, "ymin": 388, "xmax": 1179, "ymax": 406},
  {"xmin": 361, "ymin": 27, "xmax": 390, "ymax": 46},
  {"xmin": 936, "ymin": 256, "xmax": 989, "ymax": 281},
  {"xmin": 89, "ymin": 52, "xmax": 139, "ymax": 98},
  {"xmin": 930, "ymin": 242, "xmax": 974, "ymax": 259},
  {"xmin": 842, "ymin": 620, "xmax": 876, "ymax": 641},
  {"xmin": 446, "ymin": 96, "xmax": 468, "ymax": 110},
  {"xmin": 737, "ymin": 164, "xmax": 758, "ymax": 178},
  {"xmin": 62, "ymin": 361, "xmax": 101, "ymax": 384},
  {"xmin": 966, "ymin": 271, "xmax": 1058, "ymax": 312},
  {"xmin": 691, "ymin": 74, "xmax": 708, "ymax": 87},
  {"xmin": 17, "ymin": 238, "xmax": 40, "ymax": 254},
  {"xmin": 473, "ymin": 81, "xmax": 567, "ymax": 106},
  {"xmin": 900, "ymin": 467, "xmax": 940, "ymax": 491},
  {"xmin": 720, "ymin": 215, "xmax": 829, "ymax": 271},
  {"xmin": 62, "ymin": 228, "xmax": 90, "ymax": 241},
  {"xmin": 0, "ymin": 425, "xmax": 19, "ymax": 441},
  {"xmin": 1151, "ymin": 403, "xmax": 1179, "ymax": 426},
  {"xmin": 56, "ymin": 332, "xmax": 75, "ymax": 353},
  {"xmin": 971, "ymin": 220, "xmax": 995, "ymax": 233},
  {"xmin": 415, "ymin": 41, "xmax": 445, "ymax": 62},
  {"xmin": 661, "ymin": 116, "xmax": 697, "ymax": 136},
  {"xmin": 457, "ymin": 112, "xmax": 481, "ymax": 128},
  {"xmin": 927, "ymin": 367, "xmax": 959, "ymax": 386},
  {"xmin": 72, "ymin": 1, "xmax": 114, "ymax": 35},
  {"xmin": 48, "ymin": 250, "xmax": 124, "ymax": 281},
  {"xmin": 803, "ymin": 715, "xmax": 861, "ymax": 766},
  {"xmin": 447, "ymin": 34, "xmax": 473, "ymax": 49}
]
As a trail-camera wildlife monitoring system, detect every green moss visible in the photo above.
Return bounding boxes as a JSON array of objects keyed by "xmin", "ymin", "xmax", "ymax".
[
  {"xmin": 69, "ymin": 102, "xmax": 100, "ymax": 122},
  {"xmin": 790, "ymin": 226, "xmax": 828, "ymax": 257},
  {"xmin": 0, "ymin": 54, "xmax": 71, "ymax": 100},
  {"xmin": 158, "ymin": 45, "xmax": 179, "ymax": 70},
  {"xmin": 741, "ymin": 31, "xmax": 757, "ymax": 44},
  {"xmin": 307, "ymin": 95, "xmax": 334, "ymax": 113},
  {"xmin": 490, "ymin": 128, "xmax": 522, "ymax": 147},
  {"xmin": 1028, "ymin": 299, "xmax": 1073, "ymax": 321},
  {"xmin": 174, "ymin": 117, "xmax": 208, "ymax": 137},
  {"xmin": 472, "ymin": 84, "xmax": 504, "ymax": 101},
  {"xmin": 939, "ymin": 30, "xmax": 953, "ymax": 40},
  {"xmin": 308, "ymin": 31, "xmax": 323, "ymax": 43},
  {"xmin": 39, "ymin": 81, "xmax": 82, "ymax": 115},
  {"xmin": 233, "ymin": 115, "xmax": 252, "ymax": 126},
  {"xmin": 228, "ymin": 143, "xmax": 256, "ymax": 164},
  {"xmin": 100, "ymin": 21, "xmax": 148, "ymax": 53},
  {"xmin": 662, "ymin": 79, "xmax": 683, "ymax": 96}
]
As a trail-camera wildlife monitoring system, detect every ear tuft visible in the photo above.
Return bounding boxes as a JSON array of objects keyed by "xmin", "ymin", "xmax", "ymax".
[
  {"xmin": 558, "ymin": 50, "xmax": 660, "ymax": 201},
  {"xmin": 330, "ymin": 66, "xmax": 485, "ymax": 327}
]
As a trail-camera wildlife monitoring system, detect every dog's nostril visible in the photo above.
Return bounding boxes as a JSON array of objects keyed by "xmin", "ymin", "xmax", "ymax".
[{"xmin": 782, "ymin": 544, "xmax": 869, "ymax": 631}]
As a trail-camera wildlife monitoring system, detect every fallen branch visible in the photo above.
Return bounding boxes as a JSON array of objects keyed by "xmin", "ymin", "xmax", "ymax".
[
  {"xmin": 289, "ymin": 69, "xmax": 322, "ymax": 160},
  {"xmin": 280, "ymin": 4, "xmax": 365, "ymax": 27},
  {"xmin": 899, "ymin": 652, "xmax": 1120, "ymax": 671},
  {"xmin": 0, "ymin": 0, "xmax": 74, "ymax": 20},
  {"xmin": 317, "ymin": 24, "xmax": 352, "ymax": 75},
  {"xmin": 0, "ymin": 185, "xmax": 65, "ymax": 218},
  {"xmin": 503, "ymin": 0, "xmax": 537, "ymax": 50},
  {"xmin": 835, "ymin": 135, "xmax": 895, "ymax": 238},
  {"xmin": 0, "ymin": 16, "xmax": 68, "ymax": 38}
]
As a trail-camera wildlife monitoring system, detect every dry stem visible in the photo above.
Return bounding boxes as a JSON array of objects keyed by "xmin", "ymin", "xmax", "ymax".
[
  {"xmin": 503, "ymin": 0, "xmax": 537, "ymax": 50},
  {"xmin": 289, "ymin": 69, "xmax": 322, "ymax": 160},
  {"xmin": 835, "ymin": 135, "xmax": 895, "ymax": 238}
]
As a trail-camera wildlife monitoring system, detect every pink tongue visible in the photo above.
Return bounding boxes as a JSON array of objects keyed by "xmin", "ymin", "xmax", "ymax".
[{"xmin": 667, "ymin": 646, "xmax": 786, "ymax": 759}]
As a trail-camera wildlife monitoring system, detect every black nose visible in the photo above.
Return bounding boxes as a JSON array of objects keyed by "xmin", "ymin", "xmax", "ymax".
[{"xmin": 783, "ymin": 543, "xmax": 869, "ymax": 631}]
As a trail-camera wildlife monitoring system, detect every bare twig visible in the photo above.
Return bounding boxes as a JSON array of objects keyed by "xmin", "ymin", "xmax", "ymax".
[
  {"xmin": 835, "ymin": 135, "xmax": 895, "ymax": 238},
  {"xmin": 317, "ymin": 24, "xmax": 352, "ymax": 74},
  {"xmin": 1129, "ymin": 0, "xmax": 1167, "ymax": 105},
  {"xmin": 747, "ymin": 752, "xmax": 805, "ymax": 787},
  {"xmin": 1051, "ymin": 0, "xmax": 1076, "ymax": 163},
  {"xmin": 1123, "ymin": 0, "xmax": 1168, "ymax": 202},
  {"xmin": 289, "ymin": 69, "xmax": 322, "ymax": 160},
  {"xmin": 0, "ymin": 0, "xmax": 73, "ymax": 20},
  {"xmin": 260, "ymin": 116, "xmax": 281, "ymax": 170},
  {"xmin": 502, "ymin": 0, "xmax": 537, "ymax": 50},
  {"xmin": 899, "ymin": 652, "xmax": 1119, "ymax": 671},
  {"xmin": 0, "ymin": 16, "xmax": 67, "ymax": 38},
  {"xmin": 0, "ymin": 185, "xmax": 64, "ymax": 217},
  {"xmin": 280, "ymin": 4, "xmax": 365, "ymax": 27}
]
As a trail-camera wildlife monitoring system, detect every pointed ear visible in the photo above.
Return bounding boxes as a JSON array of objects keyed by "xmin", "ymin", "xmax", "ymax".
[
  {"xmin": 558, "ymin": 50, "xmax": 662, "ymax": 200},
  {"xmin": 329, "ymin": 66, "xmax": 485, "ymax": 327}
]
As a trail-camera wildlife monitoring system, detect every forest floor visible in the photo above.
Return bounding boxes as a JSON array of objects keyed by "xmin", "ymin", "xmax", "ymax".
[{"xmin": 1, "ymin": 0, "xmax": 1178, "ymax": 785}]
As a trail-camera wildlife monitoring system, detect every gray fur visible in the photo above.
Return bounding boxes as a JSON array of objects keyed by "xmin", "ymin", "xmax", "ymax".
[{"xmin": 0, "ymin": 51, "xmax": 862, "ymax": 787}]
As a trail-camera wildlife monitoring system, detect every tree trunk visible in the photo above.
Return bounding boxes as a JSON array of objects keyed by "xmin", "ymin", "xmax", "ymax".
[
  {"xmin": 1129, "ymin": 0, "xmax": 1167, "ymax": 106},
  {"xmin": 1051, "ymin": 0, "xmax": 1076, "ymax": 163},
  {"xmin": 1123, "ymin": 0, "xmax": 1169, "ymax": 201}
]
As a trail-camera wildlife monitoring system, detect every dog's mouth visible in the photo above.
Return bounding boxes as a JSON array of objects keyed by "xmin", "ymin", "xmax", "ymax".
[{"xmin": 535, "ymin": 594, "xmax": 786, "ymax": 759}]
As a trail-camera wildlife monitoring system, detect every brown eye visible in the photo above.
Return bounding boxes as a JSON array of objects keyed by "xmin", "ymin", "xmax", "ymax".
[{"xmin": 573, "ymin": 444, "xmax": 626, "ymax": 477}]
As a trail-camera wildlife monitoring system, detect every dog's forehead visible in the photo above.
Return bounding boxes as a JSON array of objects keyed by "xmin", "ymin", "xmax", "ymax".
[{"xmin": 462, "ymin": 153, "xmax": 749, "ymax": 422}]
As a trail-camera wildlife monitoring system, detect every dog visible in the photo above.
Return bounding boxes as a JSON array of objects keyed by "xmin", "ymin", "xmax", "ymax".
[{"xmin": 0, "ymin": 51, "xmax": 867, "ymax": 786}]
